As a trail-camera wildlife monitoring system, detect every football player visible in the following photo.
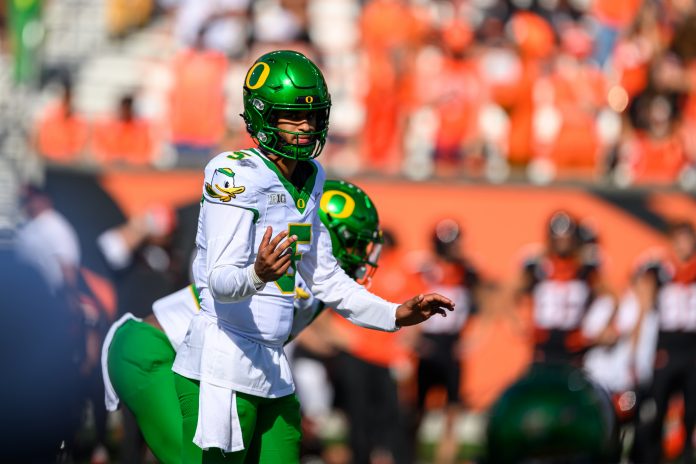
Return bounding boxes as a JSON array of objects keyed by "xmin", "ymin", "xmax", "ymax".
[
  {"xmin": 485, "ymin": 363, "xmax": 620, "ymax": 463},
  {"xmin": 171, "ymin": 50, "xmax": 454, "ymax": 463},
  {"xmin": 414, "ymin": 219, "xmax": 480, "ymax": 464},
  {"xmin": 102, "ymin": 179, "xmax": 390, "ymax": 463},
  {"xmin": 631, "ymin": 221, "xmax": 696, "ymax": 464},
  {"xmin": 519, "ymin": 210, "xmax": 617, "ymax": 366}
]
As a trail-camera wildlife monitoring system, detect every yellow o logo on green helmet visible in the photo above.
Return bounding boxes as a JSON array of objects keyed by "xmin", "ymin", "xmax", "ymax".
[
  {"xmin": 246, "ymin": 62, "xmax": 271, "ymax": 90},
  {"xmin": 320, "ymin": 191, "xmax": 355, "ymax": 219},
  {"xmin": 305, "ymin": 96, "xmax": 314, "ymax": 103}
]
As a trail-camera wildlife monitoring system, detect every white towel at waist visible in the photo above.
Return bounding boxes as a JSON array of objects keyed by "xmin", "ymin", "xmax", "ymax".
[{"xmin": 194, "ymin": 381, "xmax": 244, "ymax": 453}]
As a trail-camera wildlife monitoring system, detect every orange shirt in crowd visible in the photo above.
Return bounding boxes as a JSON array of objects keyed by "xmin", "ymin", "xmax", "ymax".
[
  {"xmin": 545, "ymin": 62, "xmax": 607, "ymax": 171},
  {"xmin": 169, "ymin": 48, "xmax": 228, "ymax": 147},
  {"xmin": 671, "ymin": 253, "xmax": 696, "ymax": 284},
  {"xmin": 360, "ymin": 0, "xmax": 427, "ymax": 172},
  {"xmin": 360, "ymin": 0, "xmax": 417, "ymax": 54},
  {"xmin": 627, "ymin": 131, "xmax": 687, "ymax": 183},
  {"xmin": 36, "ymin": 102, "xmax": 89, "ymax": 163},
  {"xmin": 593, "ymin": 0, "xmax": 642, "ymax": 28},
  {"xmin": 504, "ymin": 12, "xmax": 555, "ymax": 165},
  {"xmin": 506, "ymin": 59, "xmax": 540, "ymax": 166},
  {"xmin": 361, "ymin": 51, "xmax": 403, "ymax": 172},
  {"xmin": 613, "ymin": 38, "xmax": 653, "ymax": 99},
  {"xmin": 432, "ymin": 57, "xmax": 484, "ymax": 156},
  {"xmin": 91, "ymin": 117, "xmax": 154, "ymax": 166}
]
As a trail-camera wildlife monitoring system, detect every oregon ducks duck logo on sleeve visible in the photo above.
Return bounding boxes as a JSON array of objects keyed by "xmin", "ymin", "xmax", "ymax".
[{"xmin": 205, "ymin": 168, "xmax": 246, "ymax": 202}]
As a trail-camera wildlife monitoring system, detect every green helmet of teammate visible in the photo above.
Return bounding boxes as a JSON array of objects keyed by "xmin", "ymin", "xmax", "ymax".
[
  {"xmin": 319, "ymin": 180, "xmax": 382, "ymax": 285},
  {"xmin": 485, "ymin": 363, "xmax": 619, "ymax": 464},
  {"xmin": 242, "ymin": 50, "xmax": 331, "ymax": 161}
]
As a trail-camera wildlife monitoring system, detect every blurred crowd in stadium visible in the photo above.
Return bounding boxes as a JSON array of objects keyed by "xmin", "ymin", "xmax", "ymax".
[
  {"xmin": 2, "ymin": 0, "xmax": 696, "ymax": 185},
  {"xmin": 2, "ymin": 1, "xmax": 696, "ymax": 464}
]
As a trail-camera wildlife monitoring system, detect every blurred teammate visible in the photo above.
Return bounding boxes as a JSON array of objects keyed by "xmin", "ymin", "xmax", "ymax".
[
  {"xmin": 631, "ymin": 221, "xmax": 696, "ymax": 464},
  {"xmin": 485, "ymin": 363, "xmax": 620, "ymax": 463},
  {"xmin": 303, "ymin": 181, "xmax": 411, "ymax": 464},
  {"xmin": 520, "ymin": 210, "xmax": 616, "ymax": 366},
  {"xmin": 171, "ymin": 50, "xmax": 453, "ymax": 463}
]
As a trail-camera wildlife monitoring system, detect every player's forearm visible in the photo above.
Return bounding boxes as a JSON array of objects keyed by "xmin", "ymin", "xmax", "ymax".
[
  {"xmin": 335, "ymin": 287, "xmax": 400, "ymax": 332},
  {"xmin": 208, "ymin": 264, "xmax": 261, "ymax": 303},
  {"xmin": 312, "ymin": 272, "xmax": 399, "ymax": 331}
]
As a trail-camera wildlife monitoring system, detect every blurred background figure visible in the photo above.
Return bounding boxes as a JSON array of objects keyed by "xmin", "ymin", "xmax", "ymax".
[
  {"xmin": 0, "ymin": 247, "xmax": 84, "ymax": 463},
  {"xmin": 91, "ymin": 93, "xmax": 156, "ymax": 167},
  {"xmin": 519, "ymin": 211, "xmax": 617, "ymax": 367},
  {"xmin": 173, "ymin": 0, "xmax": 251, "ymax": 59},
  {"xmin": 412, "ymin": 219, "xmax": 479, "ymax": 464},
  {"xmin": 584, "ymin": 257, "xmax": 661, "ymax": 443},
  {"xmin": 15, "ymin": 184, "xmax": 81, "ymax": 293},
  {"xmin": 34, "ymin": 77, "xmax": 89, "ymax": 165},
  {"xmin": 97, "ymin": 203, "xmax": 182, "ymax": 321},
  {"xmin": 168, "ymin": 25, "xmax": 228, "ymax": 166},
  {"xmin": 631, "ymin": 221, "xmax": 696, "ymax": 464},
  {"xmin": 14, "ymin": 182, "xmax": 114, "ymax": 463}
]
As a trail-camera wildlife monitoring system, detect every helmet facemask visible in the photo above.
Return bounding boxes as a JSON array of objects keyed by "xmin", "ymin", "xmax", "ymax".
[{"xmin": 266, "ymin": 106, "xmax": 330, "ymax": 160}]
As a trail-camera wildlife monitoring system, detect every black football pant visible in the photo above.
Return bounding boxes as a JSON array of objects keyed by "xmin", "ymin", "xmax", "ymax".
[
  {"xmin": 642, "ymin": 332, "xmax": 696, "ymax": 464},
  {"xmin": 334, "ymin": 351, "xmax": 405, "ymax": 464}
]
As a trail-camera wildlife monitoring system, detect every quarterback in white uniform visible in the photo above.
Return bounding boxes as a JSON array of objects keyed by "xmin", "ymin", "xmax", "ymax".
[{"xmin": 172, "ymin": 50, "xmax": 454, "ymax": 463}]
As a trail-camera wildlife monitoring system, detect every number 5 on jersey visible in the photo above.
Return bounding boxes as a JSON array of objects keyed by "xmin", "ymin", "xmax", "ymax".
[{"xmin": 275, "ymin": 223, "xmax": 312, "ymax": 294}]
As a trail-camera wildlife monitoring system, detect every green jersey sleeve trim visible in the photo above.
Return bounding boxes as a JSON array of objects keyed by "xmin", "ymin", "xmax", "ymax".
[
  {"xmin": 189, "ymin": 284, "xmax": 202, "ymax": 311},
  {"xmin": 250, "ymin": 148, "xmax": 318, "ymax": 213}
]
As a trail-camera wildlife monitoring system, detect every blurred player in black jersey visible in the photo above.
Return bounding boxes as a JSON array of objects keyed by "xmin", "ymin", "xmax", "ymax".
[
  {"xmin": 632, "ymin": 221, "xmax": 696, "ymax": 464},
  {"xmin": 414, "ymin": 219, "xmax": 480, "ymax": 463},
  {"xmin": 520, "ymin": 210, "xmax": 617, "ymax": 367}
]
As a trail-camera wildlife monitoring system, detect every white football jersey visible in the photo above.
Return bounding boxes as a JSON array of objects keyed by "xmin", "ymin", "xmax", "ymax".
[
  {"xmin": 173, "ymin": 149, "xmax": 399, "ymax": 398},
  {"xmin": 657, "ymin": 282, "xmax": 696, "ymax": 332},
  {"xmin": 192, "ymin": 148, "xmax": 326, "ymax": 344}
]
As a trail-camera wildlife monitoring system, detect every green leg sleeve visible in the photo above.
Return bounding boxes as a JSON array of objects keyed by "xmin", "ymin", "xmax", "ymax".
[
  {"xmin": 175, "ymin": 373, "xmax": 258, "ymax": 464},
  {"xmin": 107, "ymin": 320, "xmax": 182, "ymax": 464},
  {"xmin": 175, "ymin": 373, "xmax": 204, "ymax": 464},
  {"xmin": 246, "ymin": 393, "xmax": 302, "ymax": 464}
]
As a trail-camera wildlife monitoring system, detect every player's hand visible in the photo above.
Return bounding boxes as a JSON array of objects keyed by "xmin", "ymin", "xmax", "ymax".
[
  {"xmin": 254, "ymin": 226, "xmax": 297, "ymax": 282},
  {"xmin": 395, "ymin": 293, "xmax": 455, "ymax": 327}
]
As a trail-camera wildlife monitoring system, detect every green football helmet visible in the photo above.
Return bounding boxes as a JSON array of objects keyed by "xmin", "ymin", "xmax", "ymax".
[
  {"xmin": 485, "ymin": 363, "xmax": 620, "ymax": 464},
  {"xmin": 242, "ymin": 50, "xmax": 331, "ymax": 160},
  {"xmin": 319, "ymin": 180, "xmax": 382, "ymax": 285}
]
